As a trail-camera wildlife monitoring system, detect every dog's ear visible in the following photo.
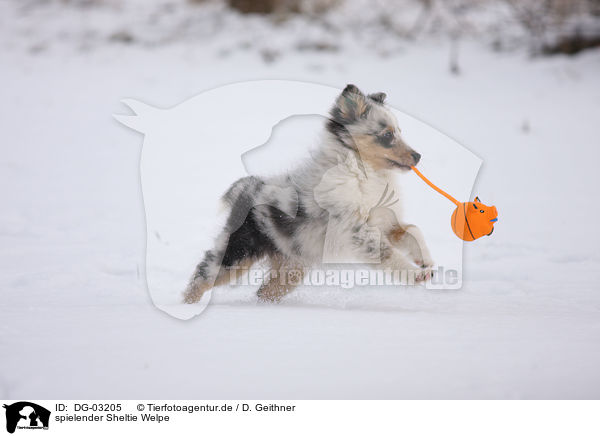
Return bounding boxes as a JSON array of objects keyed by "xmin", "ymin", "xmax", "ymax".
[
  {"xmin": 368, "ymin": 92, "xmax": 386, "ymax": 104},
  {"xmin": 331, "ymin": 84, "xmax": 370, "ymax": 124},
  {"xmin": 342, "ymin": 84, "xmax": 361, "ymax": 96}
]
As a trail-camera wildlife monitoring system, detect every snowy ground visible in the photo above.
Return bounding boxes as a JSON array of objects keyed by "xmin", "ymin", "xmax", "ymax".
[{"xmin": 1, "ymin": 1, "xmax": 600, "ymax": 399}]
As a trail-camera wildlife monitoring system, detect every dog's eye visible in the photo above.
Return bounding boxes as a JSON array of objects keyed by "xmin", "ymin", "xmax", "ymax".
[
  {"xmin": 480, "ymin": 209, "xmax": 484, "ymax": 213},
  {"xmin": 378, "ymin": 131, "xmax": 394, "ymax": 148}
]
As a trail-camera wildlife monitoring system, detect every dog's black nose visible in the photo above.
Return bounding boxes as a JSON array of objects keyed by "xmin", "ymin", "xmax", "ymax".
[{"xmin": 411, "ymin": 151, "xmax": 421, "ymax": 164}]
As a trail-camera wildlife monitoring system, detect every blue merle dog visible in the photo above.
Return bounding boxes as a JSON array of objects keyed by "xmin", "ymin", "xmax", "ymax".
[{"xmin": 183, "ymin": 84, "xmax": 433, "ymax": 303}]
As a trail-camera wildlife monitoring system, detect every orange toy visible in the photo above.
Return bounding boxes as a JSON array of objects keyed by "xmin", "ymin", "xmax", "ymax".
[{"xmin": 411, "ymin": 166, "xmax": 498, "ymax": 241}]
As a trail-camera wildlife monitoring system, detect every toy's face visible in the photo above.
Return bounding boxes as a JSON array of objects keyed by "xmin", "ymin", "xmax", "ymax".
[{"xmin": 468, "ymin": 197, "xmax": 498, "ymax": 236}]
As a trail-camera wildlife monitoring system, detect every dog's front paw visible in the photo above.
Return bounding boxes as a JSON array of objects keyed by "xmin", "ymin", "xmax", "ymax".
[
  {"xmin": 416, "ymin": 252, "xmax": 434, "ymax": 269},
  {"xmin": 415, "ymin": 264, "xmax": 435, "ymax": 283}
]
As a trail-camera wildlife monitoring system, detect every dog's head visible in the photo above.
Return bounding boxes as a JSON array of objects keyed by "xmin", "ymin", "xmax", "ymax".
[{"xmin": 327, "ymin": 84, "xmax": 421, "ymax": 172}]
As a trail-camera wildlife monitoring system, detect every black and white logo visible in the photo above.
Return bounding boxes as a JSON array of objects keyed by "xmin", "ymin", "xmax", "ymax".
[{"xmin": 3, "ymin": 402, "xmax": 50, "ymax": 434}]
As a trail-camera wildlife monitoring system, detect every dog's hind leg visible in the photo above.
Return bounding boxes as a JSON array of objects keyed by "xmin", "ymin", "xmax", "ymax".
[
  {"xmin": 184, "ymin": 175, "xmax": 298, "ymax": 304},
  {"xmin": 183, "ymin": 253, "xmax": 254, "ymax": 304},
  {"xmin": 184, "ymin": 204, "xmax": 278, "ymax": 303},
  {"xmin": 183, "ymin": 237, "xmax": 229, "ymax": 304},
  {"xmin": 257, "ymin": 254, "xmax": 304, "ymax": 303}
]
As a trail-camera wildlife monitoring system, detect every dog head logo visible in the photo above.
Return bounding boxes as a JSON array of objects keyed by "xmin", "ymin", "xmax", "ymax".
[{"xmin": 3, "ymin": 402, "xmax": 50, "ymax": 434}]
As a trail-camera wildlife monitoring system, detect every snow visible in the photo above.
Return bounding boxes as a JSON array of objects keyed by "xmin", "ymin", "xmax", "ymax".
[{"xmin": 1, "ymin": 1, "xmax": 600, "ymax": 399}]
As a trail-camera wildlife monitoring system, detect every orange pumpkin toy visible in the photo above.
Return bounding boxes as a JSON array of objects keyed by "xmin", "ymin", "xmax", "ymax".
[{"xmin": 411, "ymin": 166, "xmax": 498, "ymax": 241}]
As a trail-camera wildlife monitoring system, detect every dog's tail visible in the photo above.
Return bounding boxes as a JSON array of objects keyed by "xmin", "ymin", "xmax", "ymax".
[{"xmin": 221, "ymin": 176, "xmax": 263, "ymax": 207}]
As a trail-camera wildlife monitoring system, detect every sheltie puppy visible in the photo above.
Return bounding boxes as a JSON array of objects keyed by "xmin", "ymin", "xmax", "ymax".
[{"xmin": 184, "ymin": 84, "xmax": 433, "ymax": 303}]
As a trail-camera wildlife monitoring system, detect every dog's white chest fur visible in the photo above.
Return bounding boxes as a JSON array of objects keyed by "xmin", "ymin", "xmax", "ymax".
[
  {"xmin": 312, "ymin": 152, "xmax": 403, "ymax": 263},
  {"xmin": 314, "ymin": 152, "xmax": 402, "ymax": 221}
]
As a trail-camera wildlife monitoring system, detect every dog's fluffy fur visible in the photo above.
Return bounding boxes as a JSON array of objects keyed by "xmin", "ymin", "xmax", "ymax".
[{"xmin": 183, "ymin": 84, "xmax": 434, "ymax": 303}]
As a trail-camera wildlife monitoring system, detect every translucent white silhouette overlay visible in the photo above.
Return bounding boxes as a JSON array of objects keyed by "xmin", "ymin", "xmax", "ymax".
[{"xmin": 115, "ymin": 81, "xmax": 481, "ymax": 320}]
